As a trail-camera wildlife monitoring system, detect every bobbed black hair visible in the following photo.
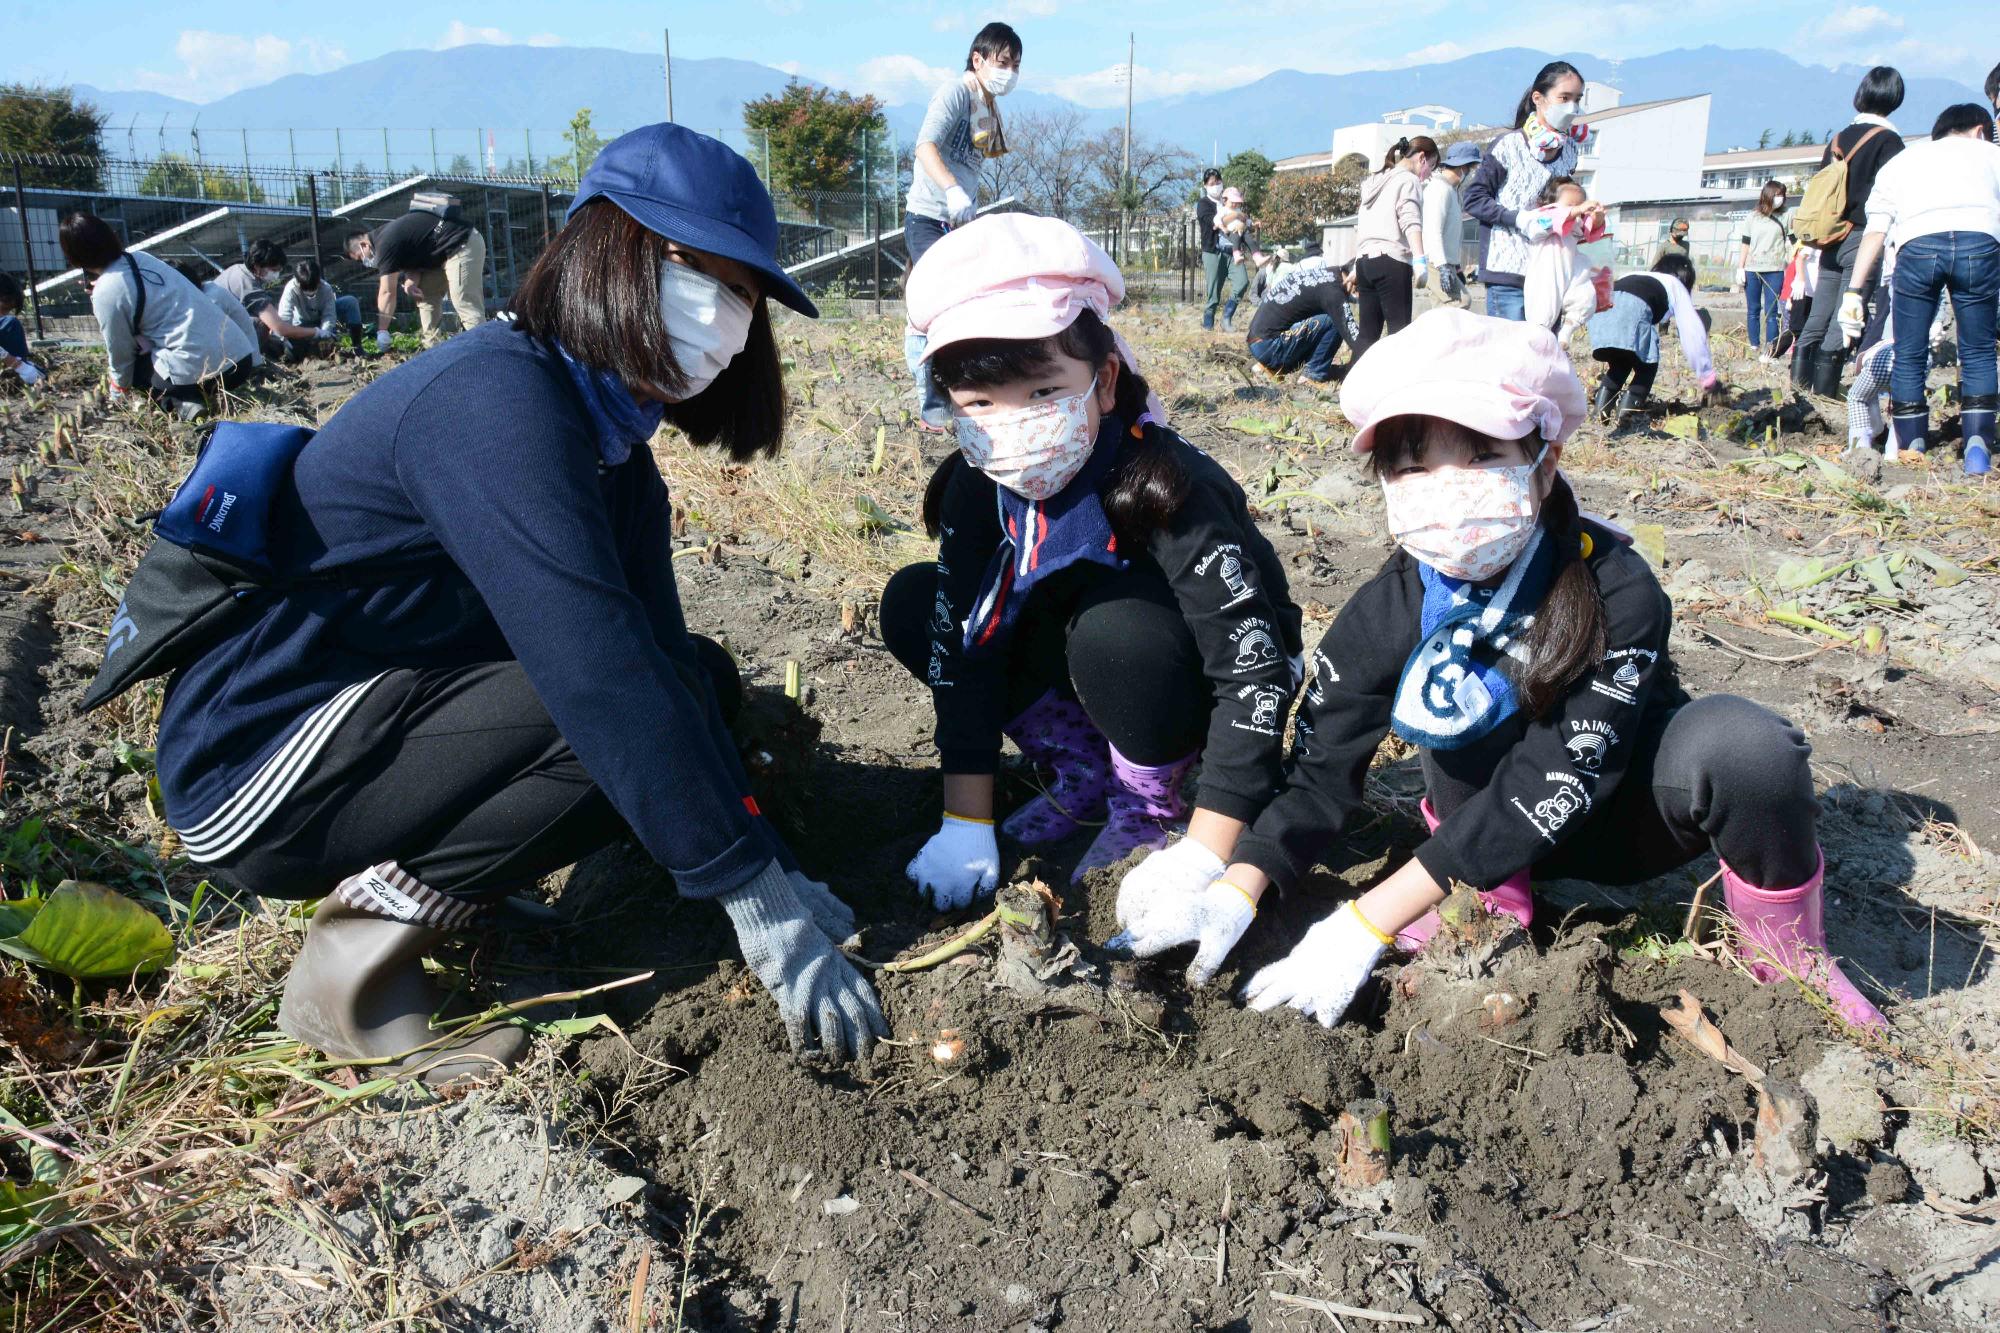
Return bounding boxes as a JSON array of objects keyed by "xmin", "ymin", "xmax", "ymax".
[
  {"xmin": 245, "ymin": 237, "xmax": 287, "ymax": 270},
  {"xmin": 509, "ymin": 198, "xmax": 788, "ymax": 461},
  {"xmin": 1853, "ymin": 66, "xmax": 1904, "ymax": 117},
  {"xmin": 58, "ymin": 213, "xmax": 124, "ymax": 271},
  {"xmin": 294, "ymin": 259, "xmax": 323, "ymax": 288},
  {"xmin": 1651, "ymin": 251, "xmax": 1697, "ymax": 291},
  {"xmin": 1932, "ymin": 103, "xmax": 1996, "ymax": 141}
]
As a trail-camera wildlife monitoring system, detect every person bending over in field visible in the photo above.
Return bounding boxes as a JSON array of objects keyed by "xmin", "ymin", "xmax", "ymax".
[
  {"xmin": 108, "ymin": 125, "xmax": 883, "ymax": 1083},
  {"xmin": 1117, "ymin": 309, "xmax": 1883, "ymax": 1031},
  {"xmin": 881, "ymin": 215, "xmax": 1303, "ymax": 984},
  {"xmin": 1582, "ymin": 251, "xmax": 1721, "ymax": 430}
]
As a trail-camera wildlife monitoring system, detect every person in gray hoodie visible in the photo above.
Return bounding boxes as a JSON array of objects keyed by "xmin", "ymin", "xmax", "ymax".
[
  {"xmin": 61, "ymin": 213, "xmax": 252, "ymax": 415},
  {"xmin": 1351, "ymin": 136, "xmax": 1437, "ymax": 359}
]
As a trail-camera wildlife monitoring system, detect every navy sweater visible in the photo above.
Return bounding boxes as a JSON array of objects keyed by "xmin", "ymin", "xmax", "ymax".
[{"xmin": 156, "ymin": 320, "xmax": 779, "ymax": 898}]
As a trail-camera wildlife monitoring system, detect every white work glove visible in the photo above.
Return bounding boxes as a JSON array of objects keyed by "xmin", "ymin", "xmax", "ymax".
[
  {"xmin": 1242, "ymin": 900, "xmax": 1389, "ymax": 1027},
  {"xmin": 374, "ymin": 328, "xmax": 394, "ymax": 352},
  {"xmin": 943, "ymin": 185, "xmax": 976, "ymax": 227},
  {"xmin": 1837, "ymin": 290, "xmax": 1866, "ymax": 345},
  {"xmin": 14, "ymin": 362, "xmax": 41, "ymax": 385},
  {"xmin": 720, "ymin": 862, "xmax": 886, "ymax": 1061},
  {"xmin": 1412, "ymin": 256, "xmax": 1429, "ymax": 289},
  {"xmin": 1109, "ymin": 838, "xmax": 1253, "ymax": 987},
  {"xmin": 1732, "ymin": 269, "xmax": 1745, "ymax": 292},
  {"xmin": 787, "ymin": 869, "xmax": 858, "ymax": 943},
  {"xmin": 905, "ymin": 814, "xmax": 999, "ymax": 912},
  {"xmin": 315, "ymin": 327, "xmax": 334, "ymax": 342}
]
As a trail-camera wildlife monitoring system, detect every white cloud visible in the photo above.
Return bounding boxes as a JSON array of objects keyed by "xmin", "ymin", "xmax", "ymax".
[
  {"xmin": 132, "ymin": 30, "xmax": 349, "ymax": 101},
  {"xmin": 438, "ymin": 20, "xmax": 563, "ymax": 49},
  {"xmin": 843, "ymin": 54, "xmax": 961, "ymax": 103},
  {"xmin": 1396, "ymin": 42, "xmax": 1469, "ymax": 67},
  {"xmin": 1814, "ymin": 5, "xmax": 1904, "ymax": 41},
  {"xmin": 1036, "ymin": 62, "xmax": 1281, "ymax": 109}
]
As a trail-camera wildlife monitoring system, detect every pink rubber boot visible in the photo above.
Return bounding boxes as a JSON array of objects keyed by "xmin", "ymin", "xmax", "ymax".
[
  {"xmin": 1000, "ymin": 690, "xmax": 1111, "ymax": 845},
  {"xmin": 1072, "ymin": 747, "xmax": 1196, "ymax": 883},
  {"xmin": 1721, "ymin": 850, "xmax": 1884, "ymax": 1029},
  {"xmin": 1396, "ymin": 798, "xmax": 1535, "ymax": 951}
]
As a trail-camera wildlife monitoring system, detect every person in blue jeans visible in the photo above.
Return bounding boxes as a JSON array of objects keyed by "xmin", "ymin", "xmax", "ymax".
[
  {"xmin": 1842, "ymin": 103, "xmax": 2000, "ymax": 474},
  {"xmin": 903, "ymin": 22, "xmax": 1023, "ymax": 430},
  {"xmin": 1738, "ymin": 181, "xmax": 1792, "ymax": 358},
  {"xmin": 1461, "ymin": 60, "xmax": 1586, "ymax": 322},
  {"xmin": 1245, "ymin": 263, "xmax": 1358, "ymax": 382}
]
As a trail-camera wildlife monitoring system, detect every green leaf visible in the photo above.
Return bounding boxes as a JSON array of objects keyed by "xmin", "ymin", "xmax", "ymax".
[
  {"xmin": 1226, "ymin": 416, "xmax": 1281, "ymax": 436},
  {"xmin": 1630, "ymin": 523, "xmax": 1666, "ymax": 569},
  {"xmin": 1658, "ymin": 413, "xmax": 1702, "ymax": 440},
  {"xmin": 853, "ymin": 495, "xmax": 909, "ymax": 535},
  {"xmin": 1856, "ymin": 555, "xmax": 1899, "ymax": 597},
  {"xmin": 0, "ymin": 880, "xmax": 174, "ymax": 979},
  {"xmin": 0, "ymin": 895, "xmax": 41, "ymax": 939},
  {"xmin": 1906, "ymin": 546, "xmax": 1970, "ymax": 589},
  {"xmin": 1810, "ymin": 455, "xmax": 1855, "ymax": 486},
  {"xmin": 0, "ymin": 1181, "xmax": 59, "ymax": 1248}
]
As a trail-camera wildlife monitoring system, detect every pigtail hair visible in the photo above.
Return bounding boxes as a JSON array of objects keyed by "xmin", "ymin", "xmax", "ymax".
[{"xmin": 1516, "ymin": 474, "xmax": 1606, "ymax": 719}]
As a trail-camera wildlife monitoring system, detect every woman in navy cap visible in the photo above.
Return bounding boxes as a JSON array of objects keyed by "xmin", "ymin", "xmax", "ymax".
[{"xmin": 146, "ymin": 124, "xmax": 885, "ymax": 1081}]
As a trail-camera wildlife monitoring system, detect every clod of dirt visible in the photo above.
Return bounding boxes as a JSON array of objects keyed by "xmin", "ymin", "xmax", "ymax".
[
  {"xmin": 1900, "ymin": 1135, "xmax": 1992, "ymax": 1204},
  {"xmin": 1801, "ymin": 1046, "xmax": 1892, "ymax": 1153}
]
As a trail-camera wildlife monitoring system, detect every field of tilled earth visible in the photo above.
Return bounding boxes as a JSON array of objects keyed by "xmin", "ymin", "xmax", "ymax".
[{"xmin": 1, "ymin": 289, "xmax": 1998, "ymax": 1332}]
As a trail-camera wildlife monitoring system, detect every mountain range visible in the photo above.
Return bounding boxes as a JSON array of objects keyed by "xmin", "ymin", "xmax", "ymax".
[{"xmin": 64, "ymin": 42, "xmax": 1987, "ymax": 168}]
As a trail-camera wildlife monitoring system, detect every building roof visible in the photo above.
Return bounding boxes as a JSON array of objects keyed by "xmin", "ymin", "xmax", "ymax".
[
  {"xmin": 1703, "ymin": 143, "xmax": 1827, "ymax": 168},
  {"xmin": 1584, "ymin": 94, "xmax": 1707, "ymax": 124},
  {"xmin": 1273, "ymin": 151, "xmax": 1332, "ymax": 172}
]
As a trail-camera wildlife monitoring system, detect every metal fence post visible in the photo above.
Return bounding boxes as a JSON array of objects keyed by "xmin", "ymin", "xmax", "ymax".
[
  {"xmin": 288, "ymin": 128, "xmax": 297, "ymax": 175},
  {"xmin": 334, "ymin": 128, "xmax": 344, "ymax": 204},
  {"xmin": 308, "ymin": 172, "xmax": 322, "ymax": 264},
  {"xmin": 872, "ymin": 194, "xmax": 883, "ymax": 317},
  {"xmin": 12, "ymin": 163, "xmax": 45, "ymax": 339},
  {"xmin": 540, "ymin": 183, "xmax": 553, "ymax": 247},
  {"xmin": 383, "ymin": 127, "xmax": 392, "ymax": 177},
  {"xmin": 431, "ymin": 128, "xmax": 439, "ymax": 175}
]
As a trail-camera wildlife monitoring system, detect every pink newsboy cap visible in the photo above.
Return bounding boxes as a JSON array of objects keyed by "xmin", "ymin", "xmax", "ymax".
[
  {"xmin": 1340, "ymin": 307, "xmax": 1588, "ymax": 454},
  {"xmin": 906, "ymin": 214, "xmax": 1124, "ymax": 361}
]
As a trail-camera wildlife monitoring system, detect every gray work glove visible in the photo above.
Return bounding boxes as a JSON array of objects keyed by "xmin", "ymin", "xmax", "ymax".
[
  {"xmin": 721, "ymin": 862, "xmax": 886, "ymax": 1061},
  {"xmin": 788, "ymin": 869, "xmax": 858, "ymax": 944}
]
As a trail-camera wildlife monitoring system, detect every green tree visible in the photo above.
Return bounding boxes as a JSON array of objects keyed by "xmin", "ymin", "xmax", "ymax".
[
  {"xmin": 1778, "ymin": 130, "xmax": 1798, "ymax": 148},
  {"xmin": 742, "ymin": 81, "xmax": 887, "ymax": 202},
  {"xmin": 1220, "ymin": 149, "xmax": 1275, "ymax": 212},
  {"xmin": 445, "ymin": 153, "xmax": 477, "ymax": 177},
  {"xmin": 561, "ymin": 108, "xmax": 606, "ymax": 185},
  {"xmin": 1259, "ymin": 158, "xmax": 1368, "ymax": 247},
  {"xmin": 1757, "ymin": 128, "xmax": 1773, "ymax": 150},
  {"xmin": 0, "ymin": 83, "xmax": 105, "ymax": 189},
  {"xmin": 137, "ymin": 153, "xmax": 266, "ymax": 203}
]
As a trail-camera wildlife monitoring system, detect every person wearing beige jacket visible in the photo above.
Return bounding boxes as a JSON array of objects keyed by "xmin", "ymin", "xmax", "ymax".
[{"xmin": 1352, "ymin": 135, "xmax": 1438, "ymax": 358}]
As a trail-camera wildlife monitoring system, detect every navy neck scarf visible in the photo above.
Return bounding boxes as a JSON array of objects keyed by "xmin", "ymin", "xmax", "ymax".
[
  {"xmin": 963, "ymin": 414, "xmax": 1132, "ymax": 657},
  {"xmin": 556, "ymin": 343, "xmax": 666, "ymax": 465}
]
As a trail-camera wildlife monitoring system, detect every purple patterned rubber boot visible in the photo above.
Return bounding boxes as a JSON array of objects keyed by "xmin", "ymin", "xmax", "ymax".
[
  {"xmin": 1072, "ymin": 747, "xmax": 1197, "ymax": 883},
  {"xmin": 1000, "ymin": 690, "xmax": 1111, "ymax": 845}
]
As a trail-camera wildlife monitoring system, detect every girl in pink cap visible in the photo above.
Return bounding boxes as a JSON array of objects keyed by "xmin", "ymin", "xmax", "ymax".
[
  {"xmin": 1117, "ymin": 307, "xmax": 1886, "ymax": 1031},
  {"xmin": 879, "ymin": 215, "xmax": 1303, "ymax": 945}
]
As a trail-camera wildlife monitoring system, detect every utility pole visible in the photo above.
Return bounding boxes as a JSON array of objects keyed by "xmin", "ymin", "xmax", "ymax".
[
  {"xmin": 663, "ymin": 29, "xmax": 675, "ymax": 122},
  {"xmin": 1122, "ymin": 32, "xmax": 1133, "ymax": 263}
]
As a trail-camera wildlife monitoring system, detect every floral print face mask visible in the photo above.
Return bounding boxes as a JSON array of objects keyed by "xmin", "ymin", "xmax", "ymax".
[
  {"xmin": 1380, "ymin": 443, "xmax": 1550, "ymax": 581},
  {"xmin": 954, "ymin": 388, "xmax": 1098, "ymax": 501}
]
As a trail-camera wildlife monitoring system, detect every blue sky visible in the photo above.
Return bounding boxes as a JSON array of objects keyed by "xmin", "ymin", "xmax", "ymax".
[{"xmin": 4, "ymin": 0, "xmax": 1986, "ymax": 105}]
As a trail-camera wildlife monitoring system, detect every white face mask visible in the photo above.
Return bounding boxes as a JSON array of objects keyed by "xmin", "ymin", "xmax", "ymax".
[
  {"xmin": 1539, "ymin": 101, "xmax": 1578, "ymax": 133},
  {"xmin": 954, "ymin": 387, "xmax": 1099, "ymax": 501},
  {"xmin": 1205, "ymin": 183, "xmax": 1224, "ymax": 201},
  {"xmin": 659, "ymin": 261, "xmax": 754, "ymax": 401},
  {"xmin": 981, "ymin": 65, "xmax": 1017, "ymax": 96},
  {"xmin": 1381, "ymin": 444, "xmax": 1549, "ymax": 582}
]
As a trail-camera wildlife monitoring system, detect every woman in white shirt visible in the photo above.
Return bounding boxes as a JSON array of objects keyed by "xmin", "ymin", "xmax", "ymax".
[
  {"xmin": 1843, "ymin": 103, "xmax": 2000, "ymax": 474},
  {"xmin": 1737, "ymin": 182, "xmax": 1792, "ymax": 359},
  {"xmin": 60, "ymin": 213, "xmax": 251, "ymax": 415}
]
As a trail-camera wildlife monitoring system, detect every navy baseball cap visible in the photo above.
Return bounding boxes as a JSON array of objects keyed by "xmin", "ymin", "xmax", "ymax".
[
  {"xmin": 569, "ymin": 122, "xmax": 818, "ymax": 317},
  {"xmin": 1441, "ymin": 142, "xmax": 1482, "ymax": 169}
]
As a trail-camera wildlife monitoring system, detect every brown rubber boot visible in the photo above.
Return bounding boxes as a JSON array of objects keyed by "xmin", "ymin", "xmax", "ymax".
[{"xmin": 277, "ymin": 866, "xmax": 528, "ymax": 1086}]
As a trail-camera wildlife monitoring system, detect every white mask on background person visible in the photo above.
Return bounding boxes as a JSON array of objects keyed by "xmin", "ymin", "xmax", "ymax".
[
  {"xmin": 1380, "ymin": 444, "xmax": 1550, "ymax": 582},
  {"xmin": 1205, "ymin": 183, "xmax": 1224, "ymax": 201},
  {"xmin": 658, "ymin": 261, "xmax": 754, "ymax": 401},
  {"xmin": 1539, "ymin": 101, "xmax": 1578, "ymax": 133},
  {"xmin": 981, "ymin": 65, "xmax": 1017, "ymax": 97},
  {"xmin": 954, "ymin": 387, "xmax": 1099, "ymax": 501}
]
